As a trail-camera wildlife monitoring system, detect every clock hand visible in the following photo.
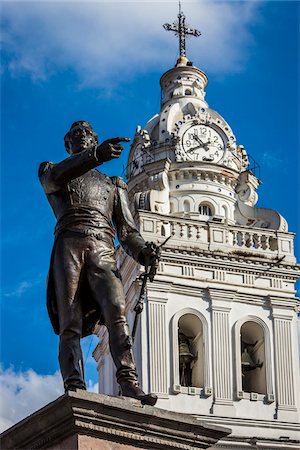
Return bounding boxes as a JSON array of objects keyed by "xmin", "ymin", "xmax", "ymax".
[
  {"xmin": 186, "ymin": 144, "xmax": 202, "ymax": 153},
  {"xmin": 193, "ymin": 134, "xmax": 210, "ymax": 151}
]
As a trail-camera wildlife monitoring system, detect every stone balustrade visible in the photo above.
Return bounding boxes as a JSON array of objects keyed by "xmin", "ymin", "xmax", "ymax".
[{"xmin": 138, "ymin": 211, "xmax": 296, "ymax": 263}]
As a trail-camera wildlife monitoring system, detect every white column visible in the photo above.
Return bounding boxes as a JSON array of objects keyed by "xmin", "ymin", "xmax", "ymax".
[
  {"xmin": 271, "ymin": 301, "xmax": 299, "ymax": 421},
  {"xmin": 147, "ymin": 294, "xmax": 169, "ymax": 397},
  {"xmin": 209, "ymin": 288, "xmax": 236, "ymax": 416}
]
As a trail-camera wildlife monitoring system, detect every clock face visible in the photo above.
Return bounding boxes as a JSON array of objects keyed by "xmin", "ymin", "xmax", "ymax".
[
  {"xmin": 128, "ymin": 143, "xmax": 143, "ymax": 177},
  {"xmin": 181, "ymin": 125, "xmax": 225, "ymax": 162}
]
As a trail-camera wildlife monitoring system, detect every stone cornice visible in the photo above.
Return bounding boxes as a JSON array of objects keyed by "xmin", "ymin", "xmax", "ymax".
[
  {"xmin": 0, "ymin": 391, "xmax": 231, "ymax": 450},
  {"xmin": 159, "ymin": 250, "xmax": 300, "ymax": 279},
  {"xmin": 144, "ymin": 280, "xmax": 298, "ymax": 310},
  {"xmin": 207, "ymin": 287, "xmax": 237, "ymax": 303},
  {"xmin": 268, "ymin": 295, "xmax": 300, "ymax": 312}
]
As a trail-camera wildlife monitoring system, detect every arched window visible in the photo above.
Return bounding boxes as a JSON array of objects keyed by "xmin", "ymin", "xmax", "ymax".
[
  {"xmin": 234, "ymin": 317, "xmax": 274, "ymax": 401},
  {"xmin": 185, "ymin": 89, "xmax": 192, "ymax": 95},
  {"xmin": 178, "ymin": 314, "xmax": 203, "ymax": 387},
  {"xmin": 161, "ymin": 225, "xmax": 166, "ymax": 236},
  {"xmin": 172, "ymin": 309, "xmax": 212, "ymax": 395},
  {"xmin": 240, "ymin": 321, "xmax": 266, "ymax": 394},
  {"xmin": 199, "ymin": 203, "xmax": 212, "ymax": 216}
]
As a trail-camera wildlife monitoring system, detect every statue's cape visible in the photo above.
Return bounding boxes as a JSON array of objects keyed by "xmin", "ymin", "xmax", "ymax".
[{"xmin": 46, "ymin": 240, "xmax": 103, "ymax": 337}]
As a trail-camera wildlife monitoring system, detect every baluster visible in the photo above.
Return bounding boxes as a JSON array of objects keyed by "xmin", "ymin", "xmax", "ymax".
[
  {"xmin": 171, "ymin": 222, "xmax": 176, "ymax": 236},
  {"xmin": 261, "ymin": 234, "xmax": 267, "ymax": 250},
  {"xmin": 225, "ymin": 229, "xmax": 229, "ymax": 244},
  {"xmin": 156, "ymin": 221, "xmax": 161, "ymax": 234},
  {"xmin": 265, "ymin": 236, "xmax": 271, "ymax": 250},
  {"xmin": 256, "ymin": 234, "xmax": 262, "ymax": 249},
  {"xmin": 196, "ymin": 225, "xmax": 201, "ymax": 240},
  {"xmin": 187, "ymin": 225, "xmax": 192, "ymax": 238},
  {"xmin": 232, "ymin": 231, "xmax": 237, "ymax": 246},
  {"xmin": 240, "ymin": 231, "xmax": 246, "ymax": 247},
  {"xmin": 247, "ymin": 232, "xmax": 254, "ymax": 248},
  {"xmin": 179, "ymin": 223, "xmax": 184, "ymax": 237}
]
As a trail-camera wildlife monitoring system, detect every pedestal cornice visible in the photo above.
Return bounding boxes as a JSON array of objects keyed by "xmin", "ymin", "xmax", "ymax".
[{"xmin": 0, "ymin": 391, "xmax": 231, "ymax": 450}]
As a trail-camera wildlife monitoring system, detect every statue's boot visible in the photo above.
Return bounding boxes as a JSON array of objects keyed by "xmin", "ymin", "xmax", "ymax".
[
  {"xmin": 119, "ymin": 381, "xmax": 158, "ymax": 406},
  {"xmin": 59, "ymin": 331, "xmax": 86, "ymax": 392},
  {"xmin": 108, "ymin": 321, "xmax": 157, "ymax": 406}
]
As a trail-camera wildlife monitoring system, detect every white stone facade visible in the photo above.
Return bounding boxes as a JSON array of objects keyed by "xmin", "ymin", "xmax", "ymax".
[{"xmin": 93, "ymin": 55, "xmax": 300, "ymax": 449}]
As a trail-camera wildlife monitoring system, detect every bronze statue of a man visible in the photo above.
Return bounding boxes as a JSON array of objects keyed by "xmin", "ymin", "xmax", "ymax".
[{"xmin": 39, "ymin": 121, "xmax": 157, "ymax": 406}]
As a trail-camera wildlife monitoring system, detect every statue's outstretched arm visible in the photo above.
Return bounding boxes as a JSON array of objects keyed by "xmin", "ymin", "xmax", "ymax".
[
  {"xmin": 38, "ymin": 137, "xmax": 129, "ymax": 194},
  {"xmin": 38, "ymin": 148, "xmax": 101, "ymax": 194}
]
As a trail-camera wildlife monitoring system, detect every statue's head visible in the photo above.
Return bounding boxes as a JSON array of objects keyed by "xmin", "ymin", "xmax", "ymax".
[{"xmin": 64, "ymin": 121, "xmax": 98, "ymax": 154}]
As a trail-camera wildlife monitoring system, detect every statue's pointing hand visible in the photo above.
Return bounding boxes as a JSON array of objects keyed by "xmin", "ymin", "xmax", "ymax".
[{"xmin": 97, "ymin": 137, "xmax": 130, "ymax": 163}]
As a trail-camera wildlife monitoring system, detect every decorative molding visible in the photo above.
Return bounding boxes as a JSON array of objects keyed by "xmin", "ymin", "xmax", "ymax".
[{"xmin": 207, "ymin": 287, "xmax": 236, "ymax": 305}]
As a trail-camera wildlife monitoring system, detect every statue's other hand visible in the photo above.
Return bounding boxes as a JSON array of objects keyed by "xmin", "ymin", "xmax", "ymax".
[
  {"xmin": 138, "ymin": 242, "xmax": 161, "ymax": 269},
  {"xmin": 96, "ymin": 137, "xmax": 130, "ymax": 163}
]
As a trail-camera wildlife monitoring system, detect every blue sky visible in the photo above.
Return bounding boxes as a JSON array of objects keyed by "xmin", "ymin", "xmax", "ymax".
[{"xmin": 1, "ymin": 0, "xmax": 299, "ymax": 431}]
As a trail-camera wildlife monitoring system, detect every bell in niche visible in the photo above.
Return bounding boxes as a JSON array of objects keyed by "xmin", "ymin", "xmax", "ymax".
[
  {"xmin": 241, "ymin": 348, "xmax": 255, "ymax": 366},
  {"xmin": 241, "ymin": 345, "xmax": 263, "ymax": 373},
  {"xmin": 178, "ymin": 332, "xmax": 195, "ymax": 387}
]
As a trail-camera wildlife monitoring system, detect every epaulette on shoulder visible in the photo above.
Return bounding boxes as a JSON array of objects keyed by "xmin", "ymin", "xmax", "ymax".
[
  {"xmin": 38, "ymin": 161, "xmax": 54, "ymax": 178},
  {"xmin": 110, "ymin": 176, "xmax": 128, "ymax": 190}
]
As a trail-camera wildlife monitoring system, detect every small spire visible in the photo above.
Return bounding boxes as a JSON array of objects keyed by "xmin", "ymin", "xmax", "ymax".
[{"xmin": 163, "ymin": 3, "xmax": 201, "ymax": 59}]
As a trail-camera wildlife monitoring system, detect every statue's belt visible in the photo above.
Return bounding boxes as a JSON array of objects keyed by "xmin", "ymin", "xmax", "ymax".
[
  {"xmin": 54, "ymin": 226, "xmax": 115, "ymax": 243},
  {"xmin": 54, "ymin": 206, "xmax": 113, "ymax": 238}
]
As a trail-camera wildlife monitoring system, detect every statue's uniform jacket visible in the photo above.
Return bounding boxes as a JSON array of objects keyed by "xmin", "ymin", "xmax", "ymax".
[{"xmin": 39, "ymin": 147, "xmax": 145, "ymax": 338}]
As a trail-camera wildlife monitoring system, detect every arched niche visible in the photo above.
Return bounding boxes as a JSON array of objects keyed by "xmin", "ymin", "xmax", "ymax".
[
  {"xmin": 171, "ymin": 309, "xmax": 211, "ymax": 393},
  {"xmin": 183, "ymin": 199, "xmax": 190, "ymax": 213},
  {"xmin": 222, "ymin": 204, "xmax": 228, "ymax": 220},
  {"xmin": 234, "ymin": 316, "xmax": 273, "ymax": 399},
  {"xmin": 178, "ymin": 195, "xmax": 193, "ymax": 213},
  {"xmin": 169, "ymin": 197, "xmax": 178, "ymax": 214}
]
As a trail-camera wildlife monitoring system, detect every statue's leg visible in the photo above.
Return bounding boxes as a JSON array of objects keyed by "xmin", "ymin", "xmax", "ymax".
[
  {"xmin": 87, "ymin": 246, "xmax": 137, "ymax": 382},
  {"xmin": 52, "ymin": 233, "xmax": 86, "ymax": 392},
  {"xmin": 87, "ymin": 239, "xmax": 157, "ymax": 405}
]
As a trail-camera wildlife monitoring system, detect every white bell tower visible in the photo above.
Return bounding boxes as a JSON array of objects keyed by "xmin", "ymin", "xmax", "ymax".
[{"xmin": 94, "ymin": 9, "xmax": 300, "ymax": 448}]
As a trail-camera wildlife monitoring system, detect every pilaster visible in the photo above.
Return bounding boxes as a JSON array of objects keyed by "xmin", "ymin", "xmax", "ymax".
[
  {"xmin": 270, "ymin": 296, "xmax": 299, "ymax": 422},
  {"xmin": 208, "ymin": 288, "xmax": 236, "ymax": 416},
  {"xmin": 147, "ymin": 290, "xmax": 169, "ymax": 397}
]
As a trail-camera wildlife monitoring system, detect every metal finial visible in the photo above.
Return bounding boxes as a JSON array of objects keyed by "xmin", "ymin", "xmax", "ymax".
[{"xmin": 163, "ymin": 4, "xmax": 201, "ymax": 57}]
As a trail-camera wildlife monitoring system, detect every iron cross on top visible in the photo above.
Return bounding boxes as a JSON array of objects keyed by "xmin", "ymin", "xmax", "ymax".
[{"xmin": 163, "ymin": 3, "xmax": 201, "ymax": 57}]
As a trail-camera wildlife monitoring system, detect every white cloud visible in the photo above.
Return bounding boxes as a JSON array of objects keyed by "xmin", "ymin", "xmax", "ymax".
[
  {"xmin": 3, "ymin": 281, "xmax": 36, "ymax": 298},
  {"xmin": 0, "ymin": 366, "xmax": 98, "ymax": 432},
  {"xmin": 261, "ymin": 151, "xmax": 285, "ymax": 170},
  {"xmin": 3, "ymin": 273, "xmax": 44, "ymax": 298},
  {"xmin": 0, "ymin": 367, "xmax": 63, "ymax": 432},
  {"xmin": 1, "ymin": 1, "xmax": 262, "ymax": 88}
]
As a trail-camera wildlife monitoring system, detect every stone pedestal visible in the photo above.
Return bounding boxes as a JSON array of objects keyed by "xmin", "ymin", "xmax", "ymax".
[{"xmin": 0, "ymin": 390, "xmax": 230, "ymax": 449}]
